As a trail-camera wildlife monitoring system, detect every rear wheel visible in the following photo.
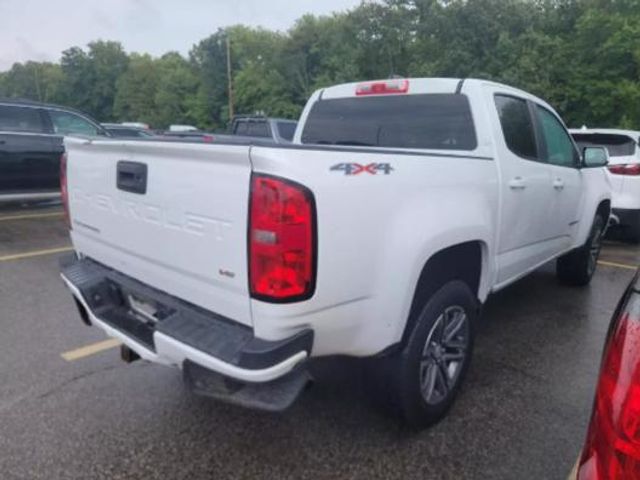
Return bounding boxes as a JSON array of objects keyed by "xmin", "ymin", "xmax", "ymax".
[
  {"xmin": 382, "ymin": 280, "xmax": 477, "ymax": 429},
  {"xmin": 556, "ymin": 214, "xmax": 605, "ymax": 286}
]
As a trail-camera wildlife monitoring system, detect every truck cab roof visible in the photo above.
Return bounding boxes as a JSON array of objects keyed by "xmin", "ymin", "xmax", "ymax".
[{"xmin": 318, "ymin": 77, "xmax": 553, "ymax": 106}]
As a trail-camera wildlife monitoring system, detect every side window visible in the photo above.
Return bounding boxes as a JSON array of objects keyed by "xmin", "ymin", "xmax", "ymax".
[
  {"xmin": 0, "ymin": 105, "xmax": 45, "ymax": 133},
  {"xmin": 535, "ymin": 106, "xmax": 578, "ymax": 167},
  {"xmin": 277, "ymin": 122, "xmax": 296, "ymax": 141},
  {"xmin": 494, "ymin": 95, "xmax": 538, "ymax": 160},
  {"xmin": 49, "ymin": 110, "xmax": 99, "ymax": 136}
]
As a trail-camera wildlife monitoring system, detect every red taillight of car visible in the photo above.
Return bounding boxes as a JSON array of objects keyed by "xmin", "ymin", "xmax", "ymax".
[
  {"xmin": 608, "ymin": 164, "xmax": 640, "ymax": 176},
  {"xmin": 355, "ymin": 79, "xmax": 409, "ymax": 96},
  {"xmin": 60, "ymin": 152, "xmax": 71, "ymax": 230},
  {"xmin": 578, "ymin": 293, "xmax": 640, "ymax": 479},
  {"xmin": 249, "ymin": 174, "xmax": 316, "ymax": 302},
  {"xmin": 202, "ymin": 134, "xmax": 215, "ymax": 143}
]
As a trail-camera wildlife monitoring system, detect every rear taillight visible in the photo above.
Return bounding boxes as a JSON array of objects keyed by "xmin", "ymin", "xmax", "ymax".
[
  {"xmin": 578, "ymin": 289, "xmax": 640, "ymax": 479},
  {"xmin": 356, "ymin": 79, "xmax": 409, "ymax": 96},
  {"xmin": 60, "ymin": 152, "xmax": 71, "ymax": 230},
  {"xmin": 608, "ymin": 164, "xmax": 640, "ymax": 176},
  {"xmin": 249, "ymin": 174, "xmax": 316, "ymax": 302}
]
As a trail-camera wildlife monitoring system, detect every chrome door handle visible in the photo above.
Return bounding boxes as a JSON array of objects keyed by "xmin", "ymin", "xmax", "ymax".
[
  {"xmin": 509, "ymin": 177, "xmax": 526, "ymax": 190},
  {"xmin": 553, "ymin": 178, "xmax": 565, "ymax": 190}
]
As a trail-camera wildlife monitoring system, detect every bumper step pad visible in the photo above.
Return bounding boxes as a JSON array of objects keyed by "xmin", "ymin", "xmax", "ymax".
[
  {"xmin": 184, "ymin": 361, "xmax": 312, "ymax": 412},
  {"xmin": 60, "ymin": 254, "xmax": 314, "ymax": 409}
]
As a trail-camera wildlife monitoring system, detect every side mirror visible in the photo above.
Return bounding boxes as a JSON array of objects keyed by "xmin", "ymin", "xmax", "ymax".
[{"xmin": 582, "ymin": 146, "xmax": 609, "ymax": 168}]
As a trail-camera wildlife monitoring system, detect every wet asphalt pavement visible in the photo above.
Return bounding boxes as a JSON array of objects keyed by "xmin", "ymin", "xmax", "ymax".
[{"xmin": 1, "ymin": 202, "xmax": 637, "ymax": 480}]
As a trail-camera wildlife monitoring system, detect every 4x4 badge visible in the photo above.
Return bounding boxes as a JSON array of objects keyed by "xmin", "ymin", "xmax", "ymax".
[{"xmin": 330, "ymin": 163, "xmax": 394, "ymax": 175}]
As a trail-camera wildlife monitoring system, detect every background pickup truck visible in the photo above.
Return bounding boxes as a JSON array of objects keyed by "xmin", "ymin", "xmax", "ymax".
[
  {"xmin": 60, "ymin": 78, "xmax": 611, "ymax": 428},
  {"xmin": 229, "ymin": 115, "xmax": 297, "ymax": 143}
]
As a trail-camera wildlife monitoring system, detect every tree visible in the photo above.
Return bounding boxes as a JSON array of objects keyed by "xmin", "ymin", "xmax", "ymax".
[
  {"xmin": 153, "ymin": 52, "xmax": 200, "ymax": 128},
  {"xmin": 3, "ymin": 0, "xmax": 640, "ymax": 130},
  {"xmin": 189, "ymin": 29, "xmax": 230, "ymax": 129},
  {"xmin": 0, "ymin": 61, "xmax": 64, "ymax": 102},
  {"xmin": 61, "ymin": 41, "xmax": 129, "ymax": 120},
  {"xmin": 114, "ymin": 53, "xmax": 159, "ymax": 124}
]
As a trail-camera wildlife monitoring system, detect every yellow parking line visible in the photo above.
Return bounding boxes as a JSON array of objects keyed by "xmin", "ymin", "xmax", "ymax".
[
  {"xmin": 61, "ymin": 338, "xmax": 122, "ymax": 361},
  {"xmin": 0, "ymin": 211, "xmax": 63, "ymax": 222},
  {"xmin": 0, "ymin": 246, "xmax": 72, "ymax": 262},
  {"xmin": 598, "ymin": 260, "xmax": 638, "ymax": 271}
]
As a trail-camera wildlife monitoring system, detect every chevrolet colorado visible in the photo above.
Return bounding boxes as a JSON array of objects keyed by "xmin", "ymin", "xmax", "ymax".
[{"xmin": 59, "ymin": 78, "xmax": 611, "ymax": 427}]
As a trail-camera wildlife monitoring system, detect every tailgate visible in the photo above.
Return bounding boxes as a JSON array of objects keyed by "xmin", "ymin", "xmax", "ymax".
[{"xmin": 65, "ymin": 138, "xmax": 253, "ymax": 326}]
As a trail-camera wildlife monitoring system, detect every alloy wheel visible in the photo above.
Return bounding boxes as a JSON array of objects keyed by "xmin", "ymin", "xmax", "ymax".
[{"xmin": 419, "ymin": 305, "xmax": 469, "ymax": 405}]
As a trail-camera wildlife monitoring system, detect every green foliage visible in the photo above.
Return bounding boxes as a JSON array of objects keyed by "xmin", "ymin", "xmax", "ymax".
[
  {"xmin": 0, "ymin": 61, "xmax": 64, "ymax": 102},
  {"xmin": 60, "ymin": 41, "xmax": 128, "ymax": 121},
  {"xmin": 2, "ymin": 0, "xmax": 640, "ymax": 129},
  {"xmin": 113, "ymin": 53, "xmax": 158, "ymax": 124},
  {"xmin": 154, "ymin": 52, "xmax": 200, "ymax": 127}
]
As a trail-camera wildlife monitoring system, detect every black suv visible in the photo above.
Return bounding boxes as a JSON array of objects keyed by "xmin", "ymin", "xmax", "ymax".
[{"xmin": 0, "ymin": 99, "xmax": 107, "ymax": 202}]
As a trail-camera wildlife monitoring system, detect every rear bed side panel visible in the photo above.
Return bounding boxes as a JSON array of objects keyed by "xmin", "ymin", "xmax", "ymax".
[
  {"xmin": 249, "ymin": 144, "xmax": 498, "ymax": 357},
  {"xmin": 65, "ymin": 138, "xmax": 254, "ymax": 327}
]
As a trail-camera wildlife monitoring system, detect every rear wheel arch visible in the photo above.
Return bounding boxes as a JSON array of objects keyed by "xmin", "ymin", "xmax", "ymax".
[
  {"xmin": 596, "ymin": 199, "xmax": 611, "ymax": 224},
  {"xmin": 401, "ymin": 241, "xmax": 485, "ymax": 346}
]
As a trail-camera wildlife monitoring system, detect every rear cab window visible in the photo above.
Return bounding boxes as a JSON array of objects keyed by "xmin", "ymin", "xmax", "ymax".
[
  {"xmin": 301, "ymin": 94, "xmax": 477, "ymax": 150},
  {"xmin": 247, "ymin": 121, "xmax": 270, "ymax": 138},
  {"xmin": 234, "ymin": 120, "xmax": 270, "ymax": 138},
  {"xmin": 234, "ymin": 121, "xmax": 249, "ymax": 135},
  {"xmin": 0, "ymin": 105, "xmax": 45, "ymax": 133}
]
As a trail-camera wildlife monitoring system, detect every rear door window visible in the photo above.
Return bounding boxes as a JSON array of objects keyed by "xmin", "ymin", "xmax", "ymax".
[
  {"xmin": 494, "ymin": 95, "xmax": 538, "ymax": 160},
  {"xmin": 49, "ymin": 110, "xmax": 99, "ymax": 136},
  {"xmin": 0, "ymin": 105, "xmax": 45, "ymax": 133},
  {"xmin": 301, "ymin": 94, "xmax": 477, "ymax": 150}
]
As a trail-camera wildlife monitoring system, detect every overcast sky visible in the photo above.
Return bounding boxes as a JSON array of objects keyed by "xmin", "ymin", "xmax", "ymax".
[{"xmin": 0, "ymin": 0, "xmax": 363, "ymax": 71}]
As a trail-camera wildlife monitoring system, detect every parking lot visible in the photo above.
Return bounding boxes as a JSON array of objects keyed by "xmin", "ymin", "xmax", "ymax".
[{"xmin": 0, "ymin": 202, "xmax": 636, "ymax": 480}]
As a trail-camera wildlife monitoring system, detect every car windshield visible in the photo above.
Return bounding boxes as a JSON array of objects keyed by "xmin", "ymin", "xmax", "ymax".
[
  {"xmin": 301, "ymin": 94, "xmax": 477, "ymax": 151},
  {"xmin": 572, "ymin": 133, "xmax": 637, "ymax": 157}
]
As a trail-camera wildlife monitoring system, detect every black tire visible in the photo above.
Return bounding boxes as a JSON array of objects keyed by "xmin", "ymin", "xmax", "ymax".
[
  {"xmin": 556, "ymin": 214, "xmax": 605, "ymax": 286},
  {"xmin": 381, "ymin": 280, "xmax": 477, "ymax": 429}
]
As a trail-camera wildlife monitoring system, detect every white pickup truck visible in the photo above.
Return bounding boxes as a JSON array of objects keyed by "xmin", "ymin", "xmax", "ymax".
[{"xmin": 60, "ymin": 78, "xmax": 611, "ymax": 427}]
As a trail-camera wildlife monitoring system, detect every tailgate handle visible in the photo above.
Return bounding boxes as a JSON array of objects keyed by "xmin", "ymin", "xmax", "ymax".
[{"xmin": 117, "ymin": 161, "xmax": 147, "ymax": 194}]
